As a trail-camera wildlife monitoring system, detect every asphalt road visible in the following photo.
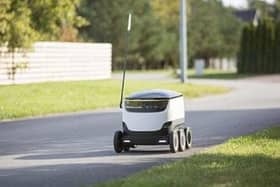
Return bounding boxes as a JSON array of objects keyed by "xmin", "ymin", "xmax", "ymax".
[{"xmin": 0, "ymin": 77, "xmax": 280, "ymax": 187}]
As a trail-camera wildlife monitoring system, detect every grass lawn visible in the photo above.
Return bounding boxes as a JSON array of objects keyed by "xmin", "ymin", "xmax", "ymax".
[
  {"xmin": 113, "ymin": 69, "xmax": 172, "ymax": 74},
  {"xmin": 0, "ymin": 79, "xmax": 228, "ymax": 120},
  {"xmin": 96, "ymin": 127, "xmax": 280, "ymax": 187},
  {"xmin": 113, "ymin": 69, "xmax": 254, "ymax": 80},
  {"xmin": 188, "ymin": 69, "xmax": 253, "ymax": 80}
]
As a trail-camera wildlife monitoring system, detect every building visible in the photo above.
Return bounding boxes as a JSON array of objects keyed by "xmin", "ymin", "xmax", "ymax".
[{"xmin": 234, "ymin": 9, "xmax": 261, "ymax": 26}]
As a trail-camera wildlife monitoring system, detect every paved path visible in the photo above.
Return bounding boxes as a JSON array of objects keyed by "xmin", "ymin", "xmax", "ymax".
[{"xmin": 0, "ymin": 76, "xmax": 280, "ymax": 187}]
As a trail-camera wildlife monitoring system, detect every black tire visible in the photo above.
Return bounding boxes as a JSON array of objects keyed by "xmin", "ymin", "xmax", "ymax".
[
  {"xmin": 186, "ymin": 127, "xmax": 192, "ymax": 149},
  {"xmin": 169, "ymin": 130, "xmax": 179, "ymax": 153},
  {"xmin": 179, "ymin": 129, "xmax": 186, "ymax": 152},
  {"xmin": 114, "ymin": 131, "xmax": 123, "ymax": 153}
]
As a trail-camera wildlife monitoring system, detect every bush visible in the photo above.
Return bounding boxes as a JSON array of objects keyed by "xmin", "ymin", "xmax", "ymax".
[{"xmin": 238, "ymin": 19, "xmax": 280, "ymax": 74}]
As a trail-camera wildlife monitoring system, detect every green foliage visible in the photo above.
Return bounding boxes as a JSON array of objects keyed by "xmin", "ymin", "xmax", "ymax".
[
  {"xmin": 28, "ymin": 0, "xmax": 88, "ymax": 41},
  {"xmin": 79, "ymin": 0, "xmax": 242, "ymax": 69},
  {"xmin": 0, "ymin": 0, "xmax": 87, "ymax": 47},
  {"xmin": 249, "ymin": 0, "xmax": 280, "ymax": 21},
  {"xmin": 7, "ymin": 0, "xmax": 37, "ymax": 51},
  {"xmin": 275, "ymin": 22, "xmax": 280, "ymax": 72},
  {"xmin": 79, "ymin": 0, "xmax": 174, "ymax": 70},
  {"xmin": 277, "ymin": 0, "xmax": 280, "ymax": 17},
  {"xmin": 188, "ymin": 0, "xmax": 241, "ymax": 62},
  {"xmin": 255, "ymin": 21, "xmax": 264, "ymax": 73},
  {"xmin": 247, "ymin": 25, "xmax": 255, "ymax": 73},
  {"xmin": 248, "ymin": 0, "xmax": 274, "ymax": 19},
  {"xmin": 238, "ymin": 26, "xmax": 249, "ymax": 73},
  {"xmin": 0, "ymin": 0, "xmax": 11, "ymax": 45},
  {"xmin": 238, "ymin": 19, "xmax": 280, "ymax": 74},
  {"xmin": 152, "ymin": 0, "xmax": 242, "ymax": 67},
  {"xmin": 0, "ymin": 0, "xmax": 37, "ymax": 80},
  {"xmin": 188, "ymin": 0, "xmax": 221, "ymax": 60},
  {"xmin": 1, "ymin": 0, "xmax": 242, "ymax": 71},
  {"xmin": 265, "ymin": 21, "xmax": 274, "ymax": 73}
]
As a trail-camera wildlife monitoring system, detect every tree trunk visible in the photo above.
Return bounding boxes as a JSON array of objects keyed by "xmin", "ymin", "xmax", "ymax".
[{"xmin": 11, "ymin": 49, "xmax": 16, "ymax": 81}]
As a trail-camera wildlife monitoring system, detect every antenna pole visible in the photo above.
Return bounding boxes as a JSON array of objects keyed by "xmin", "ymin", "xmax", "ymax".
[{"xmin": 120, "ymin": 13, "xmax": 132, "ymax": 108}]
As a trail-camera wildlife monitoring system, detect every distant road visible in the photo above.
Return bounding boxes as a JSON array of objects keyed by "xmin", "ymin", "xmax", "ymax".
[{"xmin": 0, "ymin": 76, "xmax": 280, "ymax": 187}]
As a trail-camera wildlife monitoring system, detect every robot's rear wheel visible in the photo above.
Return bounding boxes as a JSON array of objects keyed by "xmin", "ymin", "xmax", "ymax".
[{"xmin": 186, "ymin": 127, "xmax": 192, "ymax": 149}]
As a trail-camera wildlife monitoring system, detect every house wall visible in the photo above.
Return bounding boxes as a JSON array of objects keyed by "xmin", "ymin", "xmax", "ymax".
[{"xmin": 0, "ymin": 42, "xmax": 112, "ymax": 85}]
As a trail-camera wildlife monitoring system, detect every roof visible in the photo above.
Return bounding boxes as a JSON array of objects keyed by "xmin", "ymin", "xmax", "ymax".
[
  {"xmin": 234, "ymin": 9, "xmax": 257, "ymax": 22},
  {"xmin": 126, "ymin": 89, "xmax": 182, "ymax": 100}
]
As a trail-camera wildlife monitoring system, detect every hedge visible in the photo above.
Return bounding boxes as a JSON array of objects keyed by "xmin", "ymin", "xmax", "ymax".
[{"xmin": 238, "ymin": 19, "xmax": 280, "ymax": 74}]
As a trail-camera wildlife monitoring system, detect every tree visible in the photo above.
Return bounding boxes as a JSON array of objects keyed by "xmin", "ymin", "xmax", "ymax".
[
  {"xmin": 27, "ymin": 0, "xmax": 87, "ymax": 41},
  {"xmin": 248, "ymin": 0, "xmax": 280, "ymax": 21},
  {"xmin": 189, "ymin": 0, "xmax": 220, "ymax": 63},
  {"xmin": 238, "ymin": 19, "xmax": 280, "ymax": 74},
  {"xmin": 238, "ymin": 26, "xmax": 250, "ymax": 73},
  {"xmin": 248, "ymin": 0, "xmax": 274, "ymax": 17},
  {"xmin": 265, "ymin": 20, "xmax": 274, "ymax": 73},
  {"xmin": 3, "ymin": 0, "xmax": 37, "ymax": 80},
  {"xmin": 188, "ymin": 0, "xmax": 242, "ymax": 66},
  {"xmin": 151, "ymin": 0, "xmax": 182, "ymax": 67},
  {"xmin": 275, "ymin": 22, "xmax": 280, "ymax": 72},
  {"xmin": 274, "ymin": 0, "xmax": 280, "ymax": 21},
  {"xmin": 0, "ymin": 0, "xmax": 11, "ymax": 46},
  {"xmin": 217, "ymin": 7, "xmax": 242, "ymax": 58},
  {"xmin": 79, "ymin": 0, "xmax": 242, "ymax": 70},
  {"xmin": 152, "ymin": 0, "xmax": 242, "ymax": 67},
  {"xmin": 79, "ymin": 0, "xmax": 174, "ymax": 70},
  {"xmin": 255, "ymin": 21, "xmax": 263, "ymax": 73}
]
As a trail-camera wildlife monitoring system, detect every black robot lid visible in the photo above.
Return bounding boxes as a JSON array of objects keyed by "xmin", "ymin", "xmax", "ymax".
[{"xmin": 126, "ymin": 89, "xmax": 183, "ymax": 100}]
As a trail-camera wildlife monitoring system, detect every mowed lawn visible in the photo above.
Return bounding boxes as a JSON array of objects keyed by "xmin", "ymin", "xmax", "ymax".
[
  {"xmin": 0, "ymin": 79, "xmax": 228, "ymax": 120},
  {"xmin": 96, "ymin": 127, "xmax": 280, "ymax": 187},
  {"xmin": 188, "ymin": 69, "xmax": 253, "ymax": 79}
]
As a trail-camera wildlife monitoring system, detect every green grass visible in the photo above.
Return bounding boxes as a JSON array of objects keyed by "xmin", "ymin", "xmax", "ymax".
[
  {"xmin": 96, "ymin": 127, "xmax": 280, "ymax": 187},
  {"xmin": 0, "ymin": 79, "xmax": 228, "ymax": 120},
  {"xmin": 188, "ymin": 69, "xmax": 253, "ymax": 79},
  {"xmin": 113, "ymin": 69, "xmax": 172, "ymax": 74},
  {"xmin": 114, "ymin": 69, "xmax": 253, "ymax": 80}
]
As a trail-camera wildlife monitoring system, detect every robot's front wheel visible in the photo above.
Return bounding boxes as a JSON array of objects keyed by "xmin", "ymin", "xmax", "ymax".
[{"xmin": 114, "ymin": 131, "xmax": 123, "ymax": 153}]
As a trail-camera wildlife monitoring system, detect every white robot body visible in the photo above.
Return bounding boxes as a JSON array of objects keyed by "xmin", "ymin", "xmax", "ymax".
[
  {"xmin": 123, "ymin": 91, "xmax": 184, "ymax": 132},
  {"xmin": 114, "ymin": 89, "xmax": 192, "ymax": 152}
]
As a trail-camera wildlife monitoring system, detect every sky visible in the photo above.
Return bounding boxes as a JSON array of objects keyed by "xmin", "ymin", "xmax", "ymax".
[{"xmin": 222, "ymin": 0, "xmax": 275, "ymax": 8}]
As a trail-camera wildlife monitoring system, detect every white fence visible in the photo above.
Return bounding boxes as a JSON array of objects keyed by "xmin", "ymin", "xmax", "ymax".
[
  {"xmin": 209, "ymin": 58, "xmax": 237, "ymax": 71},
  {"xmin": 0, "ymin": 42, "xmax": 112, "ymax": 85}
]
